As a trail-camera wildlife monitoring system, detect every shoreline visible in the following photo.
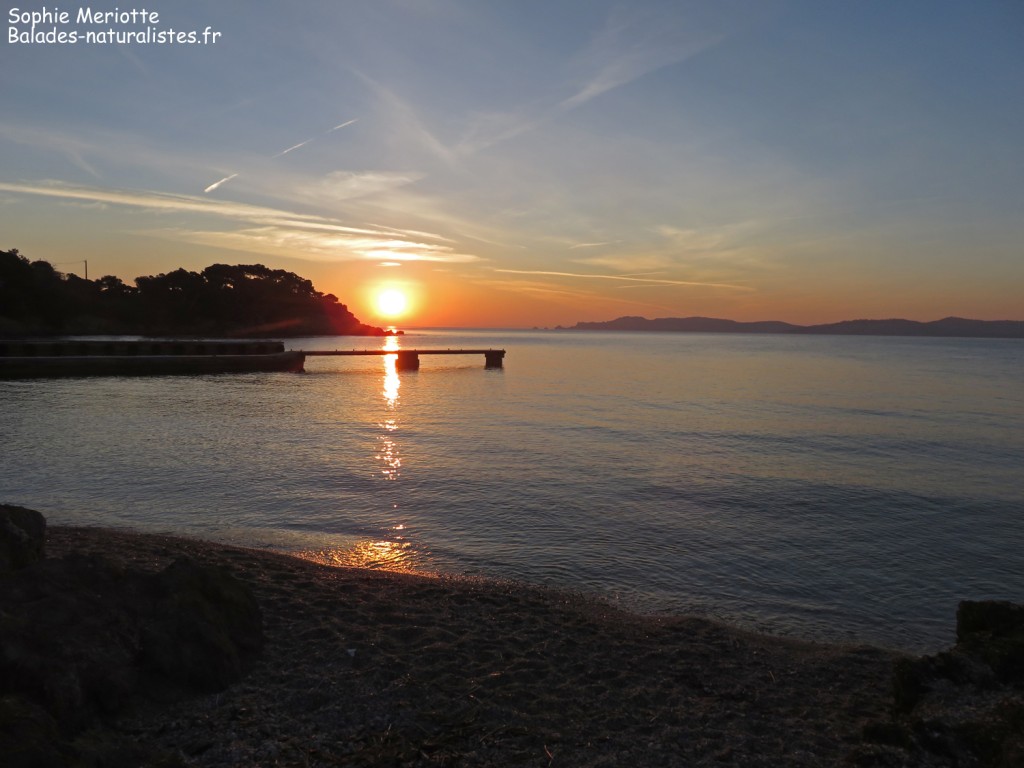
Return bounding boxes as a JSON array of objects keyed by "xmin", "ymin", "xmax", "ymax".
[{"xmin": 39, "ymin": 524, "xmax": 908, "ymax": 766}]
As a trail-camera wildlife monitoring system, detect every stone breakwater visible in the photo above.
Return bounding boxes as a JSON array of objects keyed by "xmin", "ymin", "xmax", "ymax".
[{"xmin": 1, "ymin": 504, "xmax": 1022, "ymax": 767}]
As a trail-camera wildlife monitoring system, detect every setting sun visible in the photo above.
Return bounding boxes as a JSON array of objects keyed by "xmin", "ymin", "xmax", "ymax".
[{"xmin": 375, "ymin": 288, "xmax": 408, "ymax": 318}]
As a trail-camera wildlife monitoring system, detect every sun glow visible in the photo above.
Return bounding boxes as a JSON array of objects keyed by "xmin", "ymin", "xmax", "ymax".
[{"xmin": 375, "ymin": 288, "xmax": 408, "ymax": 318}]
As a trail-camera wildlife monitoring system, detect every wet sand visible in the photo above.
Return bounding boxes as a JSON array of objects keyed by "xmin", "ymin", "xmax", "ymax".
[{"xmin": 47, "ymin": 525, "xmax": 906, "ymax": 767}]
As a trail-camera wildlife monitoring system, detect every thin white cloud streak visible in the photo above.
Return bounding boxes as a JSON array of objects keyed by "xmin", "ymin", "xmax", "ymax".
[
  {"xmin": 356, "ymin": 71, "xmax": 457, "ymax": 165},
  {"xmin": 493, "ymin": 268, "xmax": 750, "ymax": 291},
  {"xmin": 272, "ymin": 118, "xmax": 358, "ymax": 157},
  {"xmin": 300, "ymin": 170, "xmax": 425, "ymax": 203},
  {"xmin": 176, "ymin": 227, "xmax": 479, "ymax": 263},
  {"xmin": 338, "ymin": 185, "xmax": 526, "ymax": 251},
  {"xmin": 445, "ymin": 9, "xmax": 730, "ymax": 162},
  {"xmin": 569, "ymin": 241, "xmax": 612, "ymax": 249},
  {"xmin": 473, "ymin": 275, "xmax": 689, "ymax": 316},
  {"xmin": 455, "ymin": 112, "xmax": 546, "ymax": 157},
  {"xmin": 203, "ymin": 173, "xmax": 239, "ymax": 194},
  {"xmin": 0, "ymin": 180, "xmax": 478, "ymax": 263},
  {"xmin": 366, "ymin": 222, "xmax": 455, "ymax": 244},
  {"xmin": 0, "ymin": 121, "xmax": 230, "ymax": 187},
  {"xmin": 271, "ymin": 138, "xmax": 314, "ymax": 158},
  {"xmin": 0, "ymin": 181, "xmax": 345, "ymax": 226},
  {"xmin": 204, "ymin": 118, "xmax": 358, "ymax": 192},
  {"xmin": 574, "ymin": 254, "xmax": 675, "ymax": 272},
  {"xmin": 0, "ymin": 122, "xmax": 105, "ymax": 179},
  {"xmin": 560, "ymin": 6, "xmax": 727, "ymax": 111}
]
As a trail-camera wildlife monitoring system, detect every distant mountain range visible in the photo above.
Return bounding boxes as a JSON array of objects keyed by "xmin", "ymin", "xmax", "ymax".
[{"xmin": 567, "ymin": 316, "xmax": 1024, "ymax": 339}]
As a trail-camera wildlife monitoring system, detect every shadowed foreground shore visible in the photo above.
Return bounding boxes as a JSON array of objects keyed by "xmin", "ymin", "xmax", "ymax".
[{"xmin": 4, "ymin": 523, "xmax": 1022, "ymax": 767}]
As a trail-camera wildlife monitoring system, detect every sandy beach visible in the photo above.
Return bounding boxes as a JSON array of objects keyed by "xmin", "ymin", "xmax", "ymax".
[{"xmin": 15, "ymin": 525, "xmax": 926, "ymax": 767}]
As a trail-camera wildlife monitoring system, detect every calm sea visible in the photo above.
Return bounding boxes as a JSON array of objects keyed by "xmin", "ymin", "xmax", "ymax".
[{"xmin": 2, "ymin": 330, "xmax": 1022, "ymax": 651}]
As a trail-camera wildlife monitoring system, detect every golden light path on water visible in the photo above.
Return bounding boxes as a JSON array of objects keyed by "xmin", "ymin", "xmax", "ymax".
[
  {"xmin": 297, "ymin": 525, "xmax": 418, "ymax": 571},
  {"xmin": 376, "ymin": 335, "xmax": 402, "ymax": 480},
  {"xmin": 296, "ymin": 335, "xmax": 422, "ymax": 572}
]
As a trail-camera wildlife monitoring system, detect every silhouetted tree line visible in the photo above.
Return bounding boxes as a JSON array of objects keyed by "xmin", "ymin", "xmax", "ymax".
[{"xmin": 0, "ymin": 249, "xmax": 387, "ymax": 337}]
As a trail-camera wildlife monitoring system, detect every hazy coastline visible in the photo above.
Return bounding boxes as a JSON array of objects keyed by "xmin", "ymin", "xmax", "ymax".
[{"xmin": 567, "ymin": 315, "xmax": 1024, "ymax": 338}]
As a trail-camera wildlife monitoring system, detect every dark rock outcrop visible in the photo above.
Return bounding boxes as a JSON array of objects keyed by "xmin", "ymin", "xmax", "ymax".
[
  {"xmin": 0, "ymin": 503, "xmax": 47, "ymax": 572},
  {"xmin": 957, "ymin": 600, "xmax": 1024, "ymax": 683},
  {"xmin": 0, "ymin": 509, "xmax": 263, "ymax": 766},
  {"xmin": 142, "ymin": 558, "xmax": 265, "ymax": 691},
  {"xmin": 859, "ymin": 600, "xmax": 1024, "ymax": 767},
  {"xmin": 0, "ymin": 694, "xmax": 69, "ymax": 768}
]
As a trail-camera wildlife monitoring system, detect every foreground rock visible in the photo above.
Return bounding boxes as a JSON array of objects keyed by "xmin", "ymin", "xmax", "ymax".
[
  {"xmin": 856, "ymin": 600, "xmax": 1024, "ymax": 767},
  {"xmin": 0, "ymin": 503, "xmax": 46, "ymax": 572},
  {"xmin": 0, "ymin": 509, "xmax": 263, "ymax": 767},
  {"xmin": 4, "ymin": 516, "xmax": 1020, "ymax": 767},
  {"xmin": 143, "ymin": 557, "xmax": 266, "ymax": 692}
]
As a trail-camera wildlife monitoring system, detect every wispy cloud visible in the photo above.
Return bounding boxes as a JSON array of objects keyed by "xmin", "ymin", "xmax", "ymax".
[
  {"xmin": 0, "ymin": 120, "xmax": 218, "ymax": 185},
  {"xmin": 432, "ymin": 7, "xmax": 731, "ymax": 163},
  {"xmin": 0, "ymin": 122, "xmax": 106, "ymax": 179},
  {"xmin": 175, "ymin": 227, "xmax": 479, "ymax": 263},
  {"xmin": 560, "ymin": 6, "xmax": 726, "ymax": 110},
  {"xmin": 299, "ymin": 170, "xmax": 424, "ymax": 203},
  {"xmin": 493, "ymin": 268, "xmax": 750, "ymax": 290},
  {"xmin": 569, "ymin": 220, "xmax": 771, "ymax": 276},
  {"xmin": 473, "ymin": 274, "xmax": 690, "ymax": 315},
  {"xmin": 0, "ymin": 180, "xmax": 479, "ymax": 264},
  {"xmin": 569, "ymin": 241, "xmax": 613, "ymax": 250},
  {"xmin": 363, "ymin": 222, "xmax": 456, "ymax": 246},
  {"xmin": 356, "ymin": 72, "xmax": 457, "ymax": 165},
  {"xmin": 0, "ymin": 180, "xmax": 332, "ymax": 225}
]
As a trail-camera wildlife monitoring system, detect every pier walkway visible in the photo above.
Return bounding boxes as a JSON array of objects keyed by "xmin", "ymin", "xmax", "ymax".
[{"xmin": 299, "ymin": 348, "xmax": 505, "ymax": 370}]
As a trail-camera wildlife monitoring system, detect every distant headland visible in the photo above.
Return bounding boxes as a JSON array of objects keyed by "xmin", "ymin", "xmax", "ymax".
[
  {"xmin": 565, "ymin": 316, "xmax": 1024, "ymax": 339},
  {"xmin": 0, "ymin": 249, "xmax": 393, "ymax": 338}
]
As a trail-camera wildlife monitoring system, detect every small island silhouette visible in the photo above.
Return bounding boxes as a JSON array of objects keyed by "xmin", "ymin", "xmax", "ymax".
[
  {"xmin": 566, "ymin": 315, "xmax": 1024, "ymax": 339},
  {"xmin": 0, "ymin": 249, "xmax": 393, "ymax": 338}
]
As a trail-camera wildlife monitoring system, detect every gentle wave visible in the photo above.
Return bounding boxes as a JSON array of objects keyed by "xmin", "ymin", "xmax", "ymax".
[{"xmin": 2, "ymin": 330, "xmax": 1022, "ymax": 651}]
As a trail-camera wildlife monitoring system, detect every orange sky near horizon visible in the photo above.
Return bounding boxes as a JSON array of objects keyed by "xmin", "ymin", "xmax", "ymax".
[
  {"xmin": 2, "ymin": 2, "xmax": 1022, "ymax": 329},
  {"xmin": 15, "ymin": 231, "xmax": 1021, "ymax": 331}
]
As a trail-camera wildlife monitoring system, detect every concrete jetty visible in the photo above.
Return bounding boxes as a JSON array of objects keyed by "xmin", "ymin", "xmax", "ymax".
[
  {"xmin": 0, "ymin": 340, "xmax": 303, "ymax": 378},
  {"xmin": 301, "ymin": 348, "xmax": 506, "ymax": 370},
  {"xmin": 0, "ymin": 341, "xmax": 505, "ymax": 377}
]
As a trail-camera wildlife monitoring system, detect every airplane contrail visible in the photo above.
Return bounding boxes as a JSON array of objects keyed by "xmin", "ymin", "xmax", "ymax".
[
  {"xmin": 273, "ymin": 118, "xmax": 356, "ymax": 157},
  {"xmin": 203, "ymin": 118, "xmax": 358, "ymax": 193},
  {"xmin": 271, "ymin": 138, "xmax": 313, "ymax": 158},
  {"xmin": 203, "ymin": 173, "xmax": 239, "ymax": 193}
]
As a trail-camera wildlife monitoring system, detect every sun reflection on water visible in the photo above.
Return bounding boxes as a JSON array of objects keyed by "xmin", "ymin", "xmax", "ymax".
[
  {"xmin": 376, "ymin": 427, "xmax": 401, "ymax": 479},
  {"xmin": 297, "ymin": 336, "xmax": 414, "ymax": 570},
  {"xmin": 295, "ymin": 525, "xmax": 421, "ymax": 572},
  {"xmin": 376, "ymin": 338, "xmax": 402, "ymax": 478},
  {"xmin": 381, "ymin": 345, "xmax": 400, "ymax": 407}
]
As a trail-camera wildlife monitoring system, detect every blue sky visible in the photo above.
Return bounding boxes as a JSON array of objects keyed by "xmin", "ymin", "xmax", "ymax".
[{"xmin": 2, "ymin": 0, "xmax": 1022, "ymax": 326}]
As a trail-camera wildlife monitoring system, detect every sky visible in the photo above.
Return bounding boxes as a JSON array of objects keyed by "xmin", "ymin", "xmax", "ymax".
[{"xmin": 2, "ymin": 0, "xmax": 1022, "ymax": 328}]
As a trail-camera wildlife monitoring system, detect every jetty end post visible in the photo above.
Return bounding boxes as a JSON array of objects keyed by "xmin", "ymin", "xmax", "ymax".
[
  {"xmin": 484, "ymin": 350, "xmax": 505, "ymax": 368},
  {"xmin": 396, "ymin": 351, "xmax": 420, "ymax": 371}
]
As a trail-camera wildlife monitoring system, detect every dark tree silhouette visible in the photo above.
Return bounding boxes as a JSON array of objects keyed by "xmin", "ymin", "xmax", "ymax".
[{"xmin": 0, "ymin": 250, "xmax": 387, "ymax": 338}]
